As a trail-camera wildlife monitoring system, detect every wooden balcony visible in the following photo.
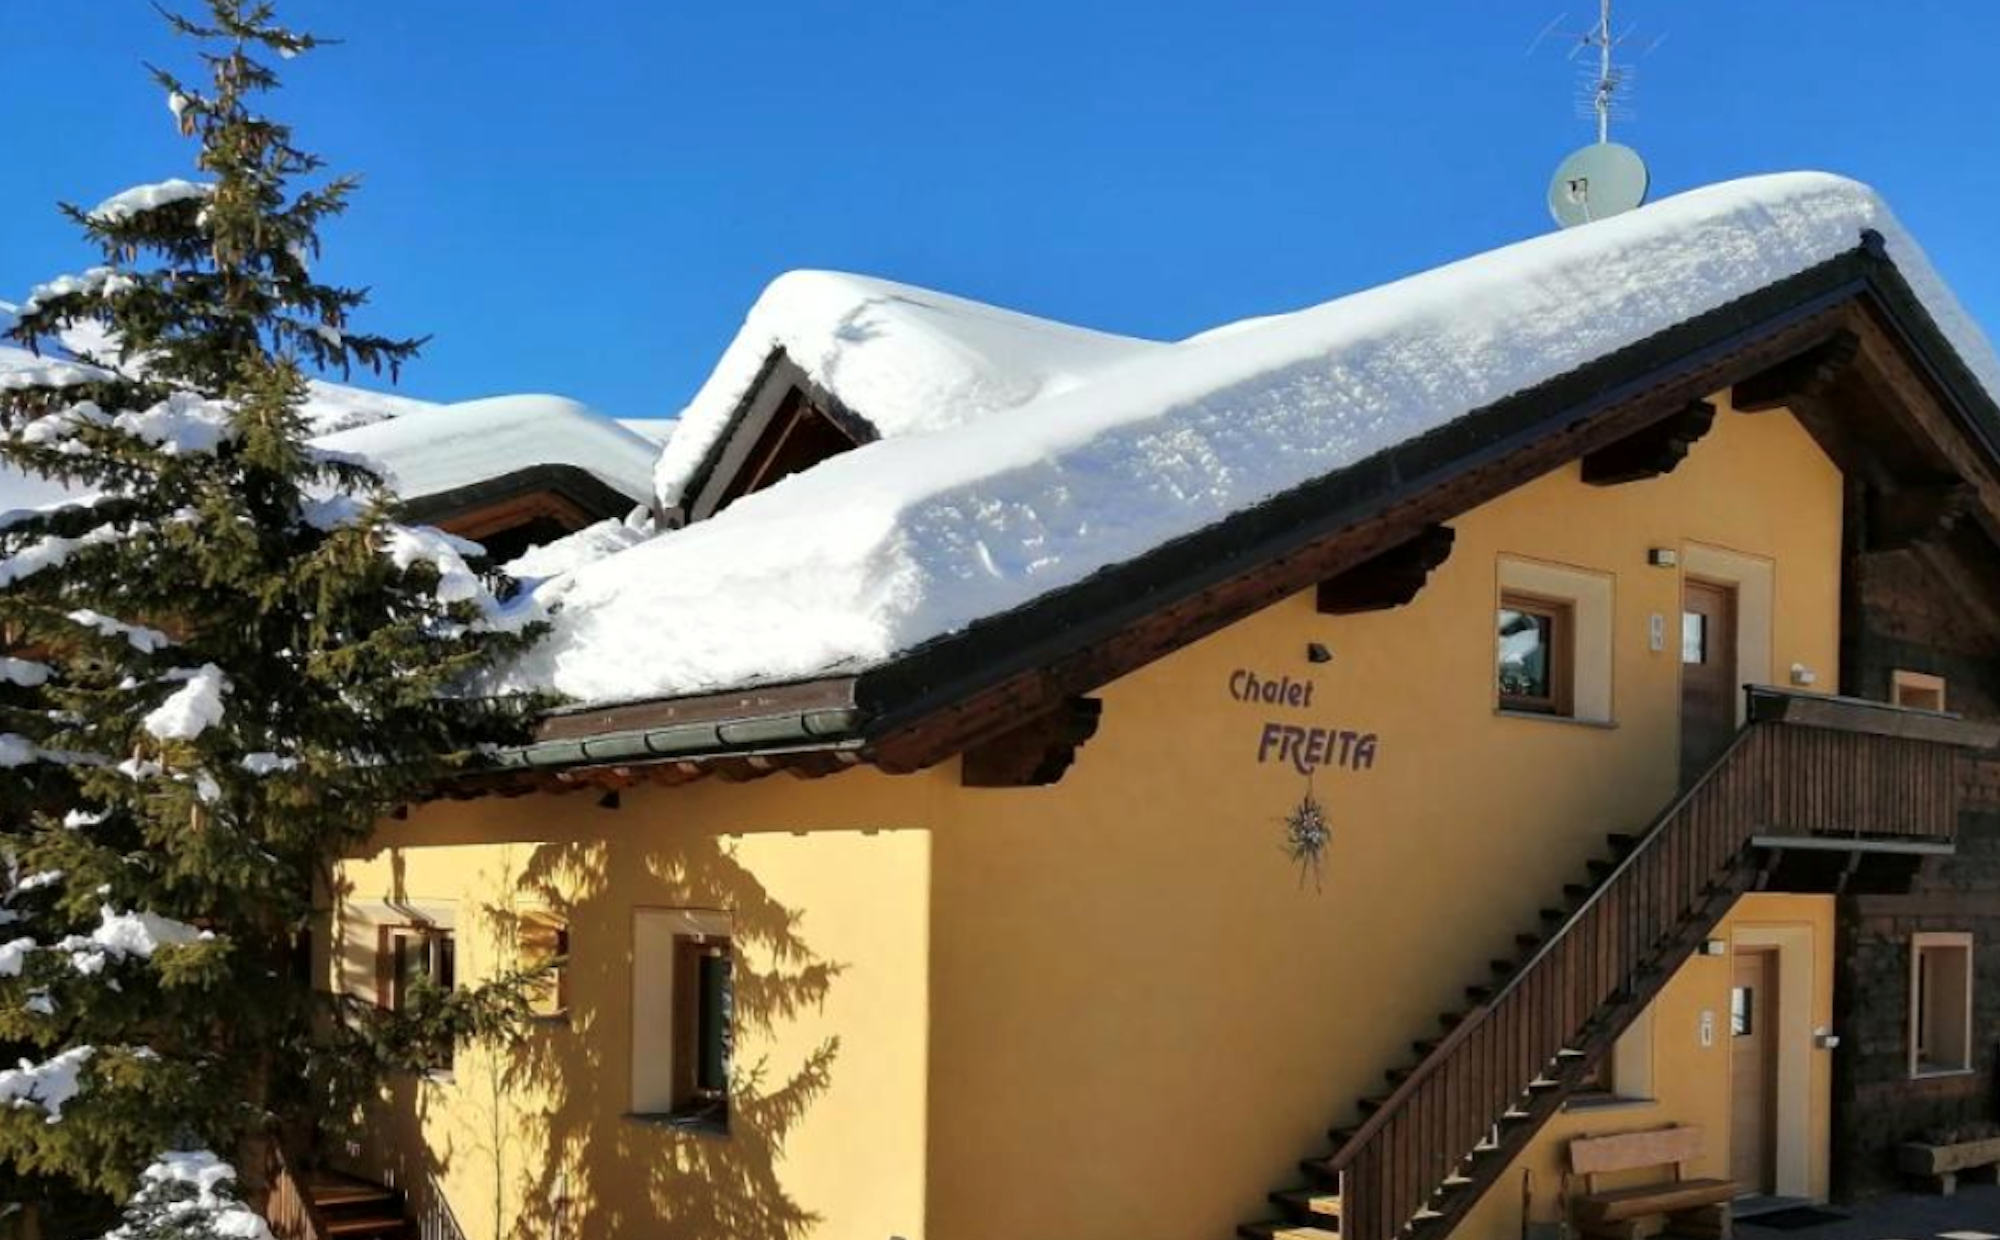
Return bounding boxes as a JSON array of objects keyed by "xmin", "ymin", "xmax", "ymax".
[{"xmin": 1248, "ymin": 688, "xmax": 1999, "ymax": 1240}]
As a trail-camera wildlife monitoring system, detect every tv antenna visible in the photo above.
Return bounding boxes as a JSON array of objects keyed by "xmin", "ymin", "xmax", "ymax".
[{"xmin": 1532, "ymin": 0, "xmax": 1664, "ymax": 227}]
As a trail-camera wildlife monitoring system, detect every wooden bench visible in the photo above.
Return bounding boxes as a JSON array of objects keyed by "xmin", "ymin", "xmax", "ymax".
[{"xmin": 1568, "ymin": 1126, "xmax": 1736, "ymax": 1240}]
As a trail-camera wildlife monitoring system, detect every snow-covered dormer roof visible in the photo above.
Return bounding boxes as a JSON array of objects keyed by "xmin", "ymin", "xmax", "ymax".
[
  {"xmin": 652, "ymin": 270, "xmax": 1166, "ymax": 510},
  {"xmin": 316, "ymin": 395, "xmax": 657, "ymax": 509},
  {"xmin": 504, "ymin": 173, "xmax": 2000, "ymax": 713}
]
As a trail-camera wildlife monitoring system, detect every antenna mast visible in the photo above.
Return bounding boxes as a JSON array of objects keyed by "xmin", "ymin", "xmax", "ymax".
[
  {"xmin": 1535, "ymin": 0, "xmax": 1661, "ymax": 227},
  {"xmin": 1591, "ymin": 0, "xmax": 1614, "ymax": 144}
]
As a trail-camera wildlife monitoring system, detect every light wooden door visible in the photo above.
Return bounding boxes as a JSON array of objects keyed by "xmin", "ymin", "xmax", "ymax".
[
  {"xmin": 1681, "ymin": 579, "xmax": 1740, "ymax": 782},
  {"xmin": 1731, "ymin": 949, "xmax": 1779, "ymax": 1195}
]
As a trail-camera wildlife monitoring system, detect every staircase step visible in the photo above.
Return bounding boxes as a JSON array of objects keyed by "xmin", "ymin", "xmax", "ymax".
[
  {"xmin": 1411, "ymin": 1038, "xmax": 1439, "ymax": 1057},
  {"xmin": 1539, "ymin": 907, "xmax": 1568, "ymax": 925},
  {"xmin": 1326, "ymin": 1124, "xmax": 1359, "ymax": 1148},
  {"xmin": 1270, "ymin": 1186, "xmax": 1344, "ymax": 1221},
  {"xmin": 1464, "ymin": 984, "xmax": 1493, "ymax": 1003},
  {"xmin": 1358, "ymin": 1094, "xmax": 1389, "ymax": 1115},
  {"xmin": 1297, "ymin": 1157, "xmax": 1341, "ymax": 1185},
  {"xmin": 1587, "ymin": 859, "xmax": 1617, "ymax": 880},
  {"xmin": 1438, "ymin": 1010, "xmax": 1466, "ymax": 1030},
  {"xmin": 1515, "ymin": 933, "xmax": 1542, "ymax": 951},
  {"xmin": 1489, "ymin": 959, "xmax": 1517, "ymax": 977},
  {"xmin": 1606, "ymin": 832, "xmax": 1637, "ymax": 853},
  {"xmin": 1564, "ymin": 882, "xmax": 1594, "ymax": 901},
  {"xmin": 1240, "ymin": 1224, "xmax": 1340, "ymax": 1240},
  {"xmin": 323, "ymin": 1218, "xmax": 410, "ymax": 1239}
]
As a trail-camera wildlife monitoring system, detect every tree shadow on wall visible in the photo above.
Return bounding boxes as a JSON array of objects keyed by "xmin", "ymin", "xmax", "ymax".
[{"xmin": 482, "ymin": 835, "xmax": 844, "ymax": 1240}]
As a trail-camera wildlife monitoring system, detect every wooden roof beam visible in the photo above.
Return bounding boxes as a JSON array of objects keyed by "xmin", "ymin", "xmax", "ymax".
[
  {"xmin": 1316, "ymin": 525, "xmax": 1456, "ymax": 616},
  {"xmin": 1733, "ymin": 330, "xmax": 1861, "ymax": 416},
  {"xmin": 961, "ymin": 697, "xmax": 1103, "ymax": 788},
  {"xmin": 1580, "ymin": 399, "xmax": 1717, "ymax": 487}
]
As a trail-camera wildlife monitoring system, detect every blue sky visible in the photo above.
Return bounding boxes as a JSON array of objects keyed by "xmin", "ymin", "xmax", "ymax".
[{"xmin": 4, "ymin": 0, "xmax": 1998, "ymax": 425}]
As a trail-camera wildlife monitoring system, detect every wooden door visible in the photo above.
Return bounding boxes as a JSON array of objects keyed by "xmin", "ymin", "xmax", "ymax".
[
  {"xmin": 1681, "ymin": 579, "xmax": 1739, "ymax": 781},
  {"xmin": 1731, "ymin": 949, "xmax": 1779, "ymax": 1195}
]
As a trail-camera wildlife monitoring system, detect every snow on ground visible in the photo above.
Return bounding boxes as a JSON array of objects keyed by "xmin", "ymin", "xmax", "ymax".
[
  {"xmin": 318, "ymin": 394, "xmax": 657, "ymax": 504},
  {"xmin": 652, "ymin": 269, "xmax": 1165, "ymax": 506},
  {"xmin": 506, "ymin": 174, "xmax": 2000, "ymax": 707}
]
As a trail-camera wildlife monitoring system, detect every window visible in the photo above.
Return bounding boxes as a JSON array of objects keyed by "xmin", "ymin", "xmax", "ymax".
[
  {"xmin": 631, "ymin": 909, "xmax": 734, "ymax": 1130},
  {"xmin": 379, "ymin": 925, "xmax": 455, "ymax": 1011},
  {"xmin": 1498, "ymin": 592, "xmax": 1575, "ymax": 716},
  {"xmin": 1893, "ymin": 670, "xmax": 1947, "ymax": 713},
  {"xmin": 1494, "ymin": 558, "xmax": 1613, "ymax": 724},
  {"xmin": 1565, "ymin": 1003, "xmax": 1656, "ymax": 1110},
  {"xmin": 519, "ymin": 912, "xmax": 570, "ymax": 1020},
  {"xmin": 1730, "ymin": 983, "xmax": 1755, "ymax": 1038},
  {"xmin": 1911, "ymin": 933, "xmax": 1974, "ymax": 1077},
  {"xmin": 673, "ymin": 935, "xmax": 733, "ymax": 1121},
  {"xmin": 377, "ymin": 924, "xmax": 456, "ymax": 1073}
]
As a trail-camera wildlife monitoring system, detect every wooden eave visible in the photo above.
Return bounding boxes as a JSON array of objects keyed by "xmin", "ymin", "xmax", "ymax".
[
  {"xmin": 401, "ymin": 464, "xmax": 644, "ymax": 535},
  {"xmin": 474, "ymin": 236, "xmax": 2000, "ymax": 795}
]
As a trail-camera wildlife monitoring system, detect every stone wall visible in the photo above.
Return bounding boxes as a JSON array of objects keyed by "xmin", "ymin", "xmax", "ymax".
[{"xmin": 1834, "ymin": 498, "xmax": 2000, "ymax": 1197}]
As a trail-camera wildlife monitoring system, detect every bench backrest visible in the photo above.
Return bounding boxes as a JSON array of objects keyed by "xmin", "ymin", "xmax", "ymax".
[{"xmin": 1570, "ymin": 1125, "xmax": 1705, "ymax": 1177}]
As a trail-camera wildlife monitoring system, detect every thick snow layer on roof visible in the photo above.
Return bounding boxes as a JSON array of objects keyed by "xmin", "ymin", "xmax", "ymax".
[
  {"xmin": 507, "ymin": 174, "xmax": 2000, "ymax": 706},
  {"xmin": 318, "ymin": 395, "xmax": 657, "ymax": 505},
  {"xmin": 653, "ymin": 270, "xmax": 1165, "ymax": 506}
]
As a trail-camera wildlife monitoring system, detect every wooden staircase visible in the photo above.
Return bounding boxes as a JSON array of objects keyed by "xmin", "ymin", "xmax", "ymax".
[
  {"xmin": 303, "ymin": 1172, "xmax": 416, "ymax": 1240},
  {"xmin": 1236, "ymin": 688, "xmax": 1988, "ymax": 1240},
  {"xmin": 266, "ymin": 1148, "xmax": 417, "ymax": 1240}
]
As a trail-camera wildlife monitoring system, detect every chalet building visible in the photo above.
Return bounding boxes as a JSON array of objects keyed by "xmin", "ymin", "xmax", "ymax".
[{"xmin": 301, "ymin": 173, "xmax": 2000, "ymax": 1240}]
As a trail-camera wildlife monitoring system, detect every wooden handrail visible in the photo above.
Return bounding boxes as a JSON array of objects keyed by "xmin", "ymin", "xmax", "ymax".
[
  {"xmin": 1324, "ymin": 695, "xmax": 1975, "ymax": 1240},
  {"xmin": 262, "ymin": 1141, "xmax": 330, "ymax": 1240}
]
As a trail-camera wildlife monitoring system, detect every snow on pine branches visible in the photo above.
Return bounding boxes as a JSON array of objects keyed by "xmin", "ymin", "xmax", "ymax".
[{"xmin": 0, "ymin": 1, "xmax": 551, "ymax": 1230}]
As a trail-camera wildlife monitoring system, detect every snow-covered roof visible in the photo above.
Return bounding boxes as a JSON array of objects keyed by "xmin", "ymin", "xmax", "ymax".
[
  {"xmin": 316, "ymin": 395, "xmax": 658, "ymax": 507},
  {"xmin": 0, "ymin": 330, "xmax": 654, "ymax": 516},
  {"xmin": 652, "ymin": 270, "xmax": 1167, "ymax": 506},
  {"xmin": 505, "ymin": 173, "xmax": 2000, "ymax": 708}
]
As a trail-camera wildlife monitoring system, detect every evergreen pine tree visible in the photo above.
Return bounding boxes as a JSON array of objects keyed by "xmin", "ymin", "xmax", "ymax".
[{"xmin": 0, "ymin": 3, "xmax": 549, "ymax": 1232}]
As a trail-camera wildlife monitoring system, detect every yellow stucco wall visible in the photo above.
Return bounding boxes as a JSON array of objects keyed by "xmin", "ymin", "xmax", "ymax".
[{"xmin": 334, "ymin": 394, "xmax": 1844, "ymax": 1239}]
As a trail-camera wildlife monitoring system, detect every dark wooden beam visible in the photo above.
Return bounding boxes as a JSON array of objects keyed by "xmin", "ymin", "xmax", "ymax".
[
  {"xmin": 1580, "ymin": 399, "xmax": 1717, "ymax": 486},
  {"xmin": 1866, "ymin": 482, "xmax": 1977, "ymax": 552},
  {"xmin": 1316, "ymin": 525, "xmax": 1456, "ymax": 615},
  {"xmin": 961, "ymin": 697, "xmax": 1102, "ymax": 788},
  {"xmin": 1733, "ymin": 330, "xmax": 1860, "ymax": 414}
]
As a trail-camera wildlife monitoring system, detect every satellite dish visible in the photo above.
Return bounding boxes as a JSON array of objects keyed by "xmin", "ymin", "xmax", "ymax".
[{"xmin": 1548, "ymin": 142, "xmax": 1650, "ymax": 228}]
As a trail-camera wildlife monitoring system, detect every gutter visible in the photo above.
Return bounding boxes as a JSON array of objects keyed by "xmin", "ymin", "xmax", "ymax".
[{"xmin": 489, "ymin": 703, "xmax": 866, "ymax": 770}]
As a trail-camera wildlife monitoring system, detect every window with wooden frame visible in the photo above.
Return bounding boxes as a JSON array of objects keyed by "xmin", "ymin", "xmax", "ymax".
[
  {"xmin": 1497, "ymin": 591, "xmax": 1575, "ymax": 716},
  {"xmin": 671, "ymin": 934, "xmax": 733, "ymax": 1125},
  {"xmin": 1893, "ymin": 670, "xmax": 1947, "ymax": 714},
  {"xmin": 377, "ymin": 924, "xmax": 457, "ymax": 1072},
  {"xmin": 519, "ymin": 912, "xmax": 570, "ymax": 1021},
  {"xmin": 1911, "ymin": 932, "xmax": 1974, "ymax": 1078}
]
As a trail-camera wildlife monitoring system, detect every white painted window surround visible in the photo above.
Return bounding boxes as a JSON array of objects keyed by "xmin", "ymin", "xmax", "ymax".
[
  {"xmin": 1497, "ymin": 556, "xmax": 1614, "ymax": 724},
  {"xmin": 631, "ymin": 907, "xmax": 732, "ymax": 1115}
]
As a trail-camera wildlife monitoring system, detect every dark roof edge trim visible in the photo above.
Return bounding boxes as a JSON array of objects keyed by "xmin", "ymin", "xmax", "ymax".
[{"xmin": 401, "ymin": 463, "xmax": 645, "ymax": 527}]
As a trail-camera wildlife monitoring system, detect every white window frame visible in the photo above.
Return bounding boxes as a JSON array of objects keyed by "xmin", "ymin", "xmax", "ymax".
[{"xmin": 631, "ymin": 907, "xmax": 734, "ymax": 1123}]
